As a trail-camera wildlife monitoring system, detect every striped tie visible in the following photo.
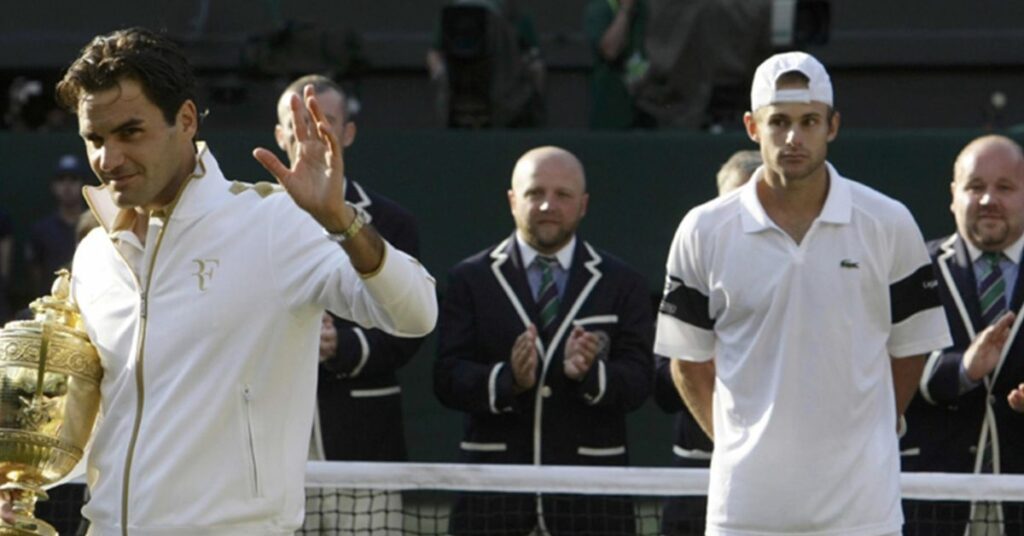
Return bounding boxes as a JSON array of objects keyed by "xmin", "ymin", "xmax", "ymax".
[
  {"xmin": 978, "ymin": 252, "xmax": 1007, "ymax": 327},
  {"xmin": 975, "ymin": 253, "xmax": 1007, "ymax": 510},
  {"xmin": 535, "ymin": 256, "xmax": 560, "ymax": 337}
]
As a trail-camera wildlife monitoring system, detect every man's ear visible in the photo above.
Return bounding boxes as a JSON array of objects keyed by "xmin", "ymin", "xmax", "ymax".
[
  {"xmin": 177, "ymin": 99, "xmax": 198, "ymax": 138},
  {"xmin": 274, "ymin": 124, "xmax": 287, "ymax": 152},
  {"xmin": 743, "ymin": 111, "xmax": 759, "ymax": 143},
  {"xmin": 826, "ymin": 110, "xmax": 841, "ymax": 142},
  {"xmin": 342, "ymin": 121, "xmax": 357, "ymax": 148},
  {"xmin": 949, "ymin": 181, "xmax": 957, "ymax": 216}
]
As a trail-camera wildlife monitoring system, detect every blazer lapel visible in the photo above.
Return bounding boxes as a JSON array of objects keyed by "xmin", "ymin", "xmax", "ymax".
[
  {"xmin": 951, "ymin": 235, "xmax": 986, "ymax": 333},
  {"xmin": 543, "ymin": 239, "xmax": 604, "ymax": 362},
  {"xmin": 944, "ymin": 234, "xmax": 1024, "ymax": 332},
  {"xmin": 489, "ymin": 234, "xmax": 540, "ymax": 332},
  {"xmin": 943, "ymin": 235, "xmax": 1024, "ymax": 383},
  {"xmin": 345, "ymin": 180, "xmax": 373, "ymax": 210},
  {"xmin": 995, "ymin": 241, "xmax": 1024, "ymax": 382},
  {"xmin": 1009, "ymin": 245, "xmax": 1024, "ymax": 314}
]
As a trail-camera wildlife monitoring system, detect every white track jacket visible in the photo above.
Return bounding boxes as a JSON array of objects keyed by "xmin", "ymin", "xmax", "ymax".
[{"xmin": 70, "ymin": 144, "xmax": 436, "ymax": 535}]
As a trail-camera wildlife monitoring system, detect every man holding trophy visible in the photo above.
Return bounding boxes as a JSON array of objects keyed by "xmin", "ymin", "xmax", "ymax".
[{"xmin": 0, "ymin": 27, "xmax": 437, "ymax": 535}]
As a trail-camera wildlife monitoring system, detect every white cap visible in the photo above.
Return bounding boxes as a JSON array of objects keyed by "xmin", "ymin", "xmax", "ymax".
[{"xmin": 749, "ymin": 51, "xmax": 832, "ymax": 111}]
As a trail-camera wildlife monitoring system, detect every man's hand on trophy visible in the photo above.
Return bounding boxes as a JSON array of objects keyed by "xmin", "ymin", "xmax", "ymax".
[{"xmin": 0, "ymin": 489, "xmax": 20, "ymax": 524}]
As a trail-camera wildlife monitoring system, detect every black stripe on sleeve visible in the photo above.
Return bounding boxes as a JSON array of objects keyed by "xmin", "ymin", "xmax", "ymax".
[
  {"xmin": 659, "ymin": 275, "xmax": 714, "ymax": 329},
  {"xmin": 890, "ymin": 264, "xmax": 942, "ymax": 324}
]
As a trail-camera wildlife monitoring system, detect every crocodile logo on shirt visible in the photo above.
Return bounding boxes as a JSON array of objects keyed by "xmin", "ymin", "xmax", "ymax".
[
  {"xmin": 840, "ymin": 259, "xmax": 859, "ymax": 269},
  {"xmin": 193, "ymin": 259, "xmax": 220, "ymax": 291}
]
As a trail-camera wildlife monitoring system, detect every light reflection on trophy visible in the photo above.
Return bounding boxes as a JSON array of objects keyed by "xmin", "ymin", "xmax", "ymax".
[{"xmin": 0, "ymin": 270, "xmax": 102, "ymax": 535}]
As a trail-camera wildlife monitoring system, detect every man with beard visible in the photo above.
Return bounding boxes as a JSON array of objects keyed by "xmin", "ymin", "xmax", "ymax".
[
  {"xmin": 434, "ymin": 146, "xmax": 653, "ymax": 535},
  {"xmin": 657, "ymin": 52, "xmax": 950, "ymax": 535},
  {"xmin": 902, "ymin": 135, "xmax": 1024, "ymax": 536}
]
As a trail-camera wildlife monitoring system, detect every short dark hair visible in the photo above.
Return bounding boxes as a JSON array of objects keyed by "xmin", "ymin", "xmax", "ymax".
[
  {"xmin": 56, "ymin": 27, "xmax": 196, "ymax": 126},
  {"xmin": 282, "ymin": 74, "xmax": 350, "ymax": 122}
]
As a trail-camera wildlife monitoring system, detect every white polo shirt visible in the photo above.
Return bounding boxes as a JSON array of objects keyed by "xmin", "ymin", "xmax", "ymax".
[{"xmin": 655, "ymin": 164, "xmax": 951, "ymax": 536}]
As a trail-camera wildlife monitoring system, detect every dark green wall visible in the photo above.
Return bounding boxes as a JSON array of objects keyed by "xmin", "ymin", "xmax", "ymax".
[
  {"xmin": 199, "ymin": 127, "xmax": 976, "ymax": 285},
  {"xmin": 0, "ymin": 128, "xmax": 999, "ymax": 464}
]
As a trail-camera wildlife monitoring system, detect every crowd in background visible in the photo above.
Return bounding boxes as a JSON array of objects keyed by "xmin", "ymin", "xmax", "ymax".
[
  {"xmin": 0, "ymin": 154, "xmax": 94, "ymax": 323},
  {"xmin": 2, "ymin": 0, "xmax": 772, "ymax": 133}
]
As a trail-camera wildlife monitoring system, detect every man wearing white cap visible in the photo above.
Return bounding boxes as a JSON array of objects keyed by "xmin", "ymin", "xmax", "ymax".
[{"xmin": 655, "ymin": 51, "xmax": 952, "ymax": 534}]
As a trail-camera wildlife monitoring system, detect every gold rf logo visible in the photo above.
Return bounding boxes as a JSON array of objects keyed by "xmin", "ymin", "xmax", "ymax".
[{"xmin": 192, "ymin": 259, "xmax": 220, "ymax": 291}]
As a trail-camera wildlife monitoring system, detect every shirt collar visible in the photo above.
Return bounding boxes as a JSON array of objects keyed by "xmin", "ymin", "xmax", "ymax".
[
  {"xmin": 515, "ymin": 231, "xmax": 575, "ymax": 271},
  {"xmin": 964, "ymin": 230, "xmax": 1024, "ymax": 266},
  {"xmin": 739, "ymin": 162, "xmax": 851, "ymax": 233}
]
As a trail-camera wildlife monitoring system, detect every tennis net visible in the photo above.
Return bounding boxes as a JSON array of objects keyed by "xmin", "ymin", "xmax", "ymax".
[
  {"xmin": 298, "ymin": 462, "xmax": 1024, "ymax": 535},
  {"xmin": 32, "ymin": 463, "xmax": 1024, "ymax": 535}
]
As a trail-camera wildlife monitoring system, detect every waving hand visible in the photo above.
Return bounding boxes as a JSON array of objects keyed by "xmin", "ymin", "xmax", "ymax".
[{"xmin": 252, "ymin": 84, "xmax": 352, "ymax": 232}]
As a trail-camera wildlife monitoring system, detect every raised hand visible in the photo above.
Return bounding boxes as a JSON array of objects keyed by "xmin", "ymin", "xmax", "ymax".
[
  {"xmin": 510, "ymin": 325, "xmax": 539, "ymax": 392},
  {"xmin": 252, "ymin": 84, "xmax": 352, "ymax": 232}
]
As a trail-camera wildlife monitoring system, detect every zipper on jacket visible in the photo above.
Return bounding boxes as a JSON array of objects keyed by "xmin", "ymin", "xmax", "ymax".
[
  {"xmin": 82, "ymin": 151, "xmax": 207, "ymax": 536},
  {"xmin": 82, "ymin": 195, "xmax": 147, "ymax": 536},
  {"xmin": 120, "ymin": 222, "xmax": 171, "ymax": 536},
  {"xmin": 242, "ymin": 385, "xmax": 262, "ymax": 497}
]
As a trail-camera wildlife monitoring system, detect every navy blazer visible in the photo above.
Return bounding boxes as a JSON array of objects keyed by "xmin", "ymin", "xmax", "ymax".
[
  {"xmin": 435, "ymin": 234, "xmax": 654, "ymax": 466},
  {"xmin": 902, "ymin": 234, "xmax": 1024, "ymax": 475},
  {"xmin": 316, "ymin": 180, "xmax": 425, "ymax": 462}
]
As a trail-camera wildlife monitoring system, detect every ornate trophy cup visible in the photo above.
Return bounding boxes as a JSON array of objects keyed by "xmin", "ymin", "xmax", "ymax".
[{"xmin": 0, "ymin": 271, "xmax": 102, "ymax": 535}]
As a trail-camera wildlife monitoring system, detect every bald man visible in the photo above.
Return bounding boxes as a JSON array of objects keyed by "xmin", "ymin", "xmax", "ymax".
[
  {"xmin": 434, "ymin": 146, "xmax": 653, "ymax": 535},
  {"xmin": 902, "ymin": 135, "xmax": 1024, "ymax": 535}
]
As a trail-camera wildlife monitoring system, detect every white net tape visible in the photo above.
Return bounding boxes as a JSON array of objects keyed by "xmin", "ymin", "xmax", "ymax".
[
  {"xmin": 305, "ymin": 461, "xmax": 1024, "ymax": 502},
  {"xmin": 43, "ymin": 462, "xmax": 1024, "ymax": 534}
]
